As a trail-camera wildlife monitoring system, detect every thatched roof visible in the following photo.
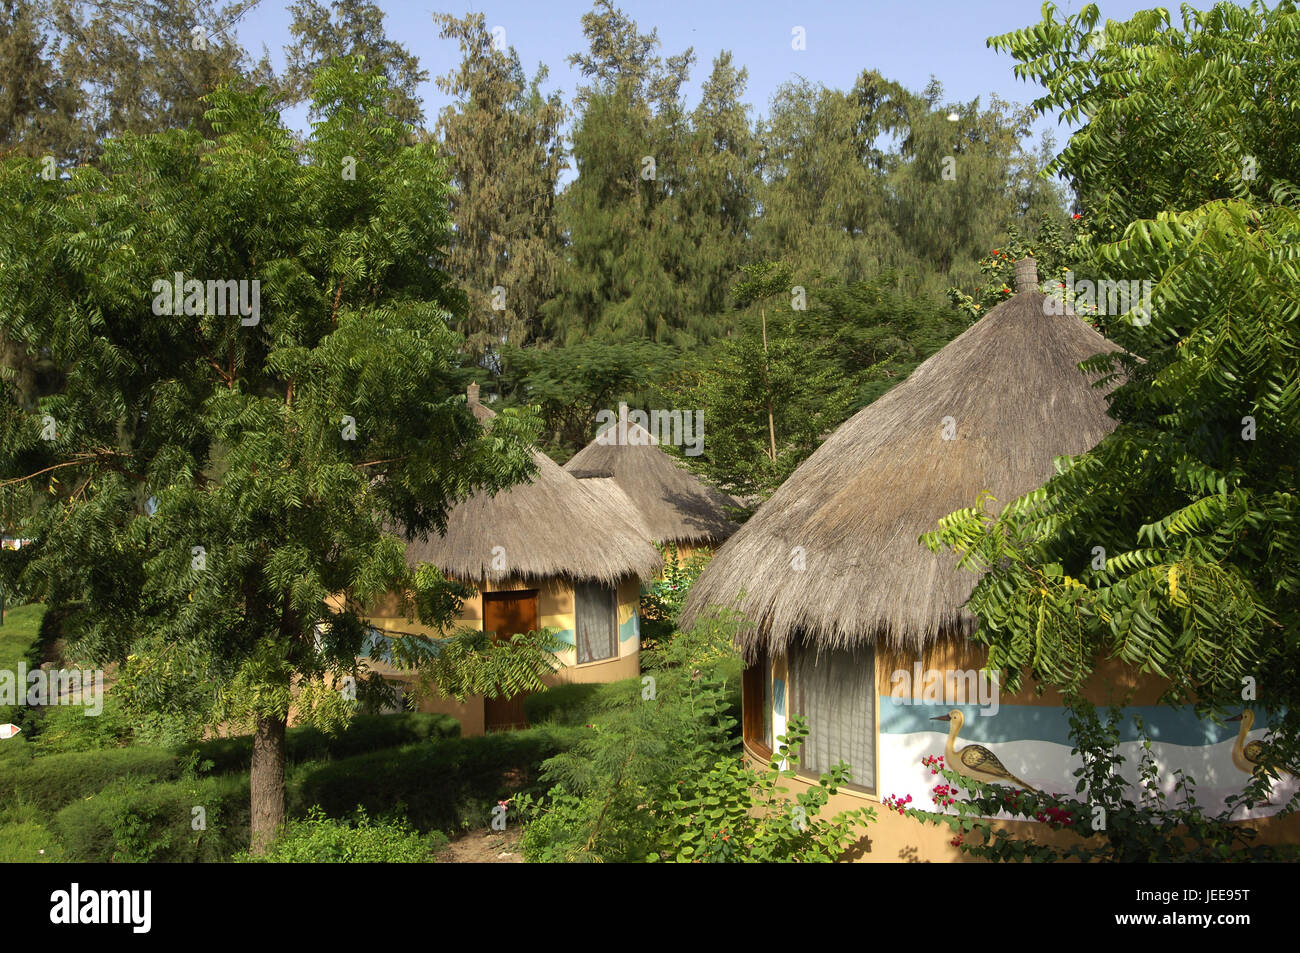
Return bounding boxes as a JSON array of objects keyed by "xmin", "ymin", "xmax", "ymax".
[
  {"xmin": 401, "ymin": 385, "xmax": 662, "ymax": 585},
  {"xmin": 564, "ymin": 411, "xmax": 740, "ymax": 546},
  {"xmin": 681, "ymin": 258, "xmax": 1124, "ymax": 657}
]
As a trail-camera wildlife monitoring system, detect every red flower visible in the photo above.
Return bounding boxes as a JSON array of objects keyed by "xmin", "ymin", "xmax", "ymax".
[{"xmin": 1072, "ymin": 213, "xmax": 1082, "ymax": 220}]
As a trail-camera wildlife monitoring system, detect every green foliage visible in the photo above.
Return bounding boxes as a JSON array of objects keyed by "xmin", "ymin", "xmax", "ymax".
[
  {"xmin": 180, "ymin": 712, "xmax": 460, "ymax": 775},
  {"xmin": 433, "ymin": 12, "xmax": 566, "ymax": 366},
  {"xmin": 891, "ymin": 701, "xmax": 1298, "ymax": 862},
  {"xmin": 281, "ymin": 0, "xmax": 426, "ymax": 126},
  {"xmin": 990, "ymin": 1, "xmax": 1300, "ymax": 244},
  {"xmin": 0, "ymin": 746, "xmax": 178, "ymax": 816},
  {"xmin": 514, "ymin": 613, "xmax": 744, "ymax": 861},
  {"xmin": 945, "ymin": 218, "xmax": 1085, "ymax": 323},
  {"xmin": 522, "ymin": 679, "xmax": 624, "ymax": 727},
  {"xmin": 664, "ymin": 296, "xmax": 856, "ymax": 501},
  {"xmin": 236, "ymin": 805, "xmax": 446, "ymax": 862},
  {"xmin": 54, "ymin": 770, "xmax": 250, "ymax": 862},
  {"xmin": 651, "ymin": 718, "xmax": 876, "ymax": 862},
  {"xmin": 500, "ymin": 338, "xmax": 675, "ymax": 459},
  {"xmin": 639, "ymin": 543, "xmax": 712, "ymax": 647},
  {"xmin": 293, "ymin": 725, "xmax": 583, "ymax": 834}
]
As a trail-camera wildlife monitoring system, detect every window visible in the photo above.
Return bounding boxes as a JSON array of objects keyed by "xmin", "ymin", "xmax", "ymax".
[
  {"xmin": 575, "ymin": 581, "xmax": 618, "ymax": 663},
  {"xmin": 788, "ymin": 643, "xmax": 875, "ymax": 792},
  {"xmin": 742, "ymin": 651, "xmax": 773, "ymax": 757}
]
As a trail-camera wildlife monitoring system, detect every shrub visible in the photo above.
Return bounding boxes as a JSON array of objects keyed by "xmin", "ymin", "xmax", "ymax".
[
  {"xmin": 650, "ymin": 718, "xmax": 876, "ymax": 862},
  {"xmin": 54, "ymin": 771, "xmax": 250, "ymax": 862},
  {"xmin": 294, "ymin": 725, "xmax": 582, "ymax": 834},
  {"xmin": 0, "ymin": 801, "xmax": 64, "ymax": 861},
  {"xmin": 522, "ymin": 680, "xmax": 630, "ymax": 726},
  {"xmin": 182, "ymin": 712, "xmax": 460, "ymax": 774},
  {"xmin": 0, "ymin": 747, "xmax": 178, "ymax": 816},
  {"xmin": 235, "ymin": 806, "xmax": 447, "ymax": 862}
]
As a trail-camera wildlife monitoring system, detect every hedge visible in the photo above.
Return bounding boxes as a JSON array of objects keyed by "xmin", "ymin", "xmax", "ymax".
[
  {"xmin": 294, "ymin": 725, "xmax": 584, "ymax": 833},
  {"xmin": 54, "ymin": 772, "xmax": 250, "ymax": 862},
  {"xmin": 180, "ymin": 712, "xmax": 461, "ymax": 775},
  {"xmin": 0, "ymin": 747, "xmax": 179, "ymax": 816}
]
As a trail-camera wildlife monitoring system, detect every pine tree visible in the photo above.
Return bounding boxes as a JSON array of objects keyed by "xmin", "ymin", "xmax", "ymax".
[
  {"xmin": 50, "ymin": 0, "xmax": 267, "ymax": 163},
  {"xmin": 433, "ymin": 12, "xmax": 565, "ymax": 367}
]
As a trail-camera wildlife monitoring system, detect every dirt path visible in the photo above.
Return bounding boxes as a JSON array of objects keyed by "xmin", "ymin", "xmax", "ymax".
[{"xmin": 436, "ymin": 826, "xmax": 524, "ymax": 863}]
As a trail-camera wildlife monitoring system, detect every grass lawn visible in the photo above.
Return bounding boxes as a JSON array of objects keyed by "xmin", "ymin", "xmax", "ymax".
[{"xmin": 0, "ymin": 602, "xmax": 44, "ymax": 671}]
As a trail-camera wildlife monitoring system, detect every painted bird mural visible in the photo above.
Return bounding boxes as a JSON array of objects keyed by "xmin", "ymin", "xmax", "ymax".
[
  {"xmin": 1228, "ymin": 710, "xmax": 1298, "ymax": 783},
  {"xmin": 932, "ymin": 709, "xmax": 1039, "ymax": 793}
]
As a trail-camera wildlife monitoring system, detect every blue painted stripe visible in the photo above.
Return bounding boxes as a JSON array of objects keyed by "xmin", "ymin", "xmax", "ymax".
[
  {"xmin": 880, "ymin": 702, "xmax": 1282, "ymax": 747},
  {"xmin": 618, "ymin": 611, "xmax": 638, "ymax": 643},
  {"xmin": 554, "ymin": 627, "xmax": 575, "ymax": 647}
]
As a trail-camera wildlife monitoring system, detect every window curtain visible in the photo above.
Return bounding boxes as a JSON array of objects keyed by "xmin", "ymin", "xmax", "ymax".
[
  {"xmin": 789, "ymin": 643, "xmax": 875, "ymax": 790},
  {"xmin": 575, "ymin": 582, "xmax": 617, "ymax": 663}
]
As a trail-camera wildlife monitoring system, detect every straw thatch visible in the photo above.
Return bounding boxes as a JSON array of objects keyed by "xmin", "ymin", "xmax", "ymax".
[
  {"xmin": 565, "ymin": 414, "xmax": 740, "ymax": 546},
  {"xmin": 401, "ymin": 385, "xmax": 662, "ymax": 585},
  {"xmin": 681, "ymin": 259, "xmax": 1124, "ymax": 657}
]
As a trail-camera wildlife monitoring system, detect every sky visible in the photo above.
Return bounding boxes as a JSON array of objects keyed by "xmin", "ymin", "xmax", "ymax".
[{"xmin": 229, "ymin": 0, "xmax": 1174, "ymax": 154}]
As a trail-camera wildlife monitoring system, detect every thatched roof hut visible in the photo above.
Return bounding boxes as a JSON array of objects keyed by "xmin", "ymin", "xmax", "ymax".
[
  {"xmin": 402, "ymin": 385, "xmax": 662, "ymax": 585},
  {"xmin": 564, "ymin": 411, "xmax": 739, "ymax": 546},
  {"xmin": 682, "ymin": 258, "xmax": 1124, "ymax": 658}
]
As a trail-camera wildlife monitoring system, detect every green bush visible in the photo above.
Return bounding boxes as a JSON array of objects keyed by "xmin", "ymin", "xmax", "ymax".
[
  {"xmin": 523, "ymin": 681, "xmax": 624, "ymax": 726},
  {"xmin": 0, "ymin": 801, "xmax": 64, "ymax": 861},
  {"xmin": 182, "ymin": 712, "xmax": 461, "ymax": 774},
  {"xmin": 294, "ymin": 725, "xmax": 583, "ymax": 834},
  {"xmin": 236, "ymin": 806, "xmax": 447, "ymax": 862},
  {"xmin": 0, "ymin": 747, "xmax": 178, "ymax": 816},
  {"xmin": 54, "ymin": 771, "xmax": 250, "ymax": 862}
]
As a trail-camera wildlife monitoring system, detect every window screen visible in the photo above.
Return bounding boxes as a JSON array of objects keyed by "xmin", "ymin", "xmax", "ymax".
[
  {"xmin": 575, "ymin": 581, "xmax": 618, "ymax": 663},
  {"xmin": 789, "ymin": 643, "xmax": 875, "ymax": 791}
]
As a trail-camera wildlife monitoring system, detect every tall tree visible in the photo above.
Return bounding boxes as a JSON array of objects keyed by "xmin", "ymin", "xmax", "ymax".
[
  {"xmin": 544, "ymin": 0, "xmax": 697, "ymax": 345},
  {"xmin": 433, "ymin": 12, "xmax": 565, "ymax": 367},
  {"xmin": 0, "ymin": 60, "xmax": 554, "ymax": 849},
  {"xmin": 0, "ymin": 0, "xmax": 81, "ymax": 159},
  {"xmin": 281, "ymin": 0, "xmax": 426, "ymax": 127},
  {"xmin": 50, "ymin": 0, "xmax": 267, "ymax": 163}
]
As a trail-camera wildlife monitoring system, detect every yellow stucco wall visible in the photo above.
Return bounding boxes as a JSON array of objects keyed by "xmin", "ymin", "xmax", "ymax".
[{"xmin": 359, "ymin": 574, "xmax": 642, "ymax": 735}]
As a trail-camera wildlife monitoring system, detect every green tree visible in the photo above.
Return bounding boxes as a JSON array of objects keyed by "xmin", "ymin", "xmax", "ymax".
[
  {"xmin": 0, "ymin": 59, "xmax": 555, "ymax": 850},
  {"xmin": 0, "ymin": 0, "xmax": 81, "ymax": 159},
  {"xmin": 544, "ymin": 0, "xmax": 699, "ymax": 346},
  {"xmin": 989, "ymin": 1, "xmax": 1300, "ymax": 243},
  {"xmin": 50, "ymin": 0, "xmax": 269, "ymax": 163},
  {"xmin": 499, "ymin": 338, "xmax": 673, "ymax": 459},
  {"xmin": 281, "ymin": 0, "xmax": 426, "ymax": 127},
  {"xmin": 433, "ymin": 12, "xmax": 566, "ymax": 366},
  {"xmin": 665, "ymin": 279, "xmax": 856, "ymax": 502}
]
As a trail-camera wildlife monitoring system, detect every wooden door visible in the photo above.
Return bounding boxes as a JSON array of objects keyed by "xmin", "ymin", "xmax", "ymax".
[{"xmin": 482, "ymin": 589, "xmax": 540, "ymax": 731}]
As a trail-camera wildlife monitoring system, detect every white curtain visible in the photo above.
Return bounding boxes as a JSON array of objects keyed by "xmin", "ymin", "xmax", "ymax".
[
  {"xmin": 789, "ymin": 643, "xmax": 875, "ymax": 790},
  {"xmin": 575, "ymin": 581, "xmax": 617, "ymax": 663}
]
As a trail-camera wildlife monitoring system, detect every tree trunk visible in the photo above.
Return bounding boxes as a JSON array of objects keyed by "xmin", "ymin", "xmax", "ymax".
[{"xmin": 249, "ymin": 711, "xmax": 287, "ymax": 854}]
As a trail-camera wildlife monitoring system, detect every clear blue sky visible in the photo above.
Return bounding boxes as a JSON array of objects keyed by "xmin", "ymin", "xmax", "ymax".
[{"xmin": 230, "ymin": 0, "xmax": 1174, "ymax": 149}]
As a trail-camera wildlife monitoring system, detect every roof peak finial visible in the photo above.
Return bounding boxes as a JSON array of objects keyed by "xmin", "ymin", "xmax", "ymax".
[
  {"xmin": 467, "ymin": 382, "xmax": 480, "ymax": 404},
  {"xmin": 1014, "ymin": 257, "xmax": 1038, "ymax": 294}
]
